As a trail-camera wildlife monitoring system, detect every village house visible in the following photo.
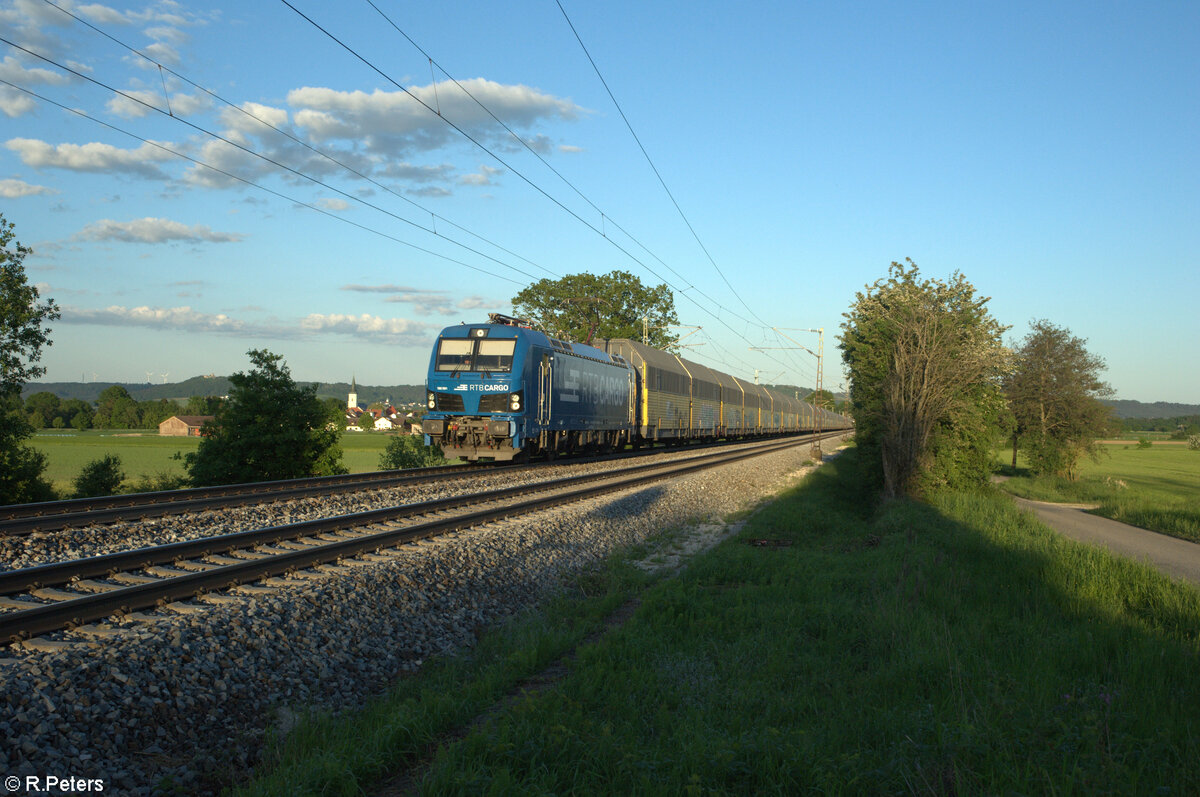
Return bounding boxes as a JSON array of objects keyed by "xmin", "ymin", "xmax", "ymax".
[{"xmin": 158, "ymin": 415, "xmax": 213, "ymax": 437}]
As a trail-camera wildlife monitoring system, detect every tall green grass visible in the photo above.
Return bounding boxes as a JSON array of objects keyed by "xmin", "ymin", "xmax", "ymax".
[{"xmin": 236, "ymin": 448, "xmax": 1200, "ymax": 795}]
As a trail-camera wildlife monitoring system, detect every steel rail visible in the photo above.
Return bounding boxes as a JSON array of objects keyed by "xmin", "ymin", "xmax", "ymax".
[
  {"xmin": 0, "ymin": 435, "xmax": 820, "ymax": 642},
  {"xmin": 0, "ymin": 462, "xmax": 501, "ymax": 536},
  {"xmin": 0, "ymin": 429, "xmax": 847, "ymax": 536},
  {"xmin": 0, "ymin": 435, "xmax": 806, "ymax": 596}
]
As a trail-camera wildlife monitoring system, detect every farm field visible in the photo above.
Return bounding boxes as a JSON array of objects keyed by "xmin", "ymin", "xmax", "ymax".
[
  {"xmin": 996, "ymin": 444, "xmax": 1200, "ymax": 543},
  {"xmin": 237, "ymin": 446, "xmax": 1200, "ymax": 795},
  {"xmin": 29, "ymin": 430, "xmax": 399, "ymax": 496}
]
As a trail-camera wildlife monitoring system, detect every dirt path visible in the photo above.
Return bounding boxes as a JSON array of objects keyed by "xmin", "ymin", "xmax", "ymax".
[{"xmin": 1012, "ymin": 497, "xmax": 1200, "ymax": 587}]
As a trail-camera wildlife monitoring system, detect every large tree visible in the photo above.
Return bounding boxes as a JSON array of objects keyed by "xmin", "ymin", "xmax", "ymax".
[
  {"xmin": 185, "ymin": 349, "xmax": 347, "ymax": 486},
  {"xmin": 840, "ymin": 260, "xmax": 1009, "ymax": 499},
  {"xmin": 1006, "ymin": 319, "xmax": 1113, "ymax": 479},
  {"xmin": 1, "ymin": 214, "xmax": 58, "ymax": 504},
  {"xmin": 93, "ymin": 385, "xmax": 141, "ymax": 429},
  {"xmin": 512, "ymin": 270, "xmax": 679, "ymax": 350}
]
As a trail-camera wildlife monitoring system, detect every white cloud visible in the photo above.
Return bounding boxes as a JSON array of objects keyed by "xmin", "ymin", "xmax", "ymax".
[
  {"xmin": 458, "ymin": 165, "xmax": 503, "ymax": 186},
  {"xmin": 6, "ymin": 138, "xmax": 176, "ymax": 177},
  {"xmin": 455, "ymin": 295, "xmax": 496, "ymax": 311},
  {"xmin": 0, "ymin": 55, "xmax": 71, "ymax": 117},
  {"xmin": 62, "ymin": 305, "xmax": 252, "ymax": 334},
  {"xmin": 377, "ymin": 161, "xmax": 455, "ymax": 184},
  {"xmin": 76, "ymin": 4, "xmax": 133, "ymax": 25},
  {"xmin": 138, "ymin": 41, "xmax": 180, "ymax": 67},
  {"xmin": 0, "ymin": 55, "xmax": 69, "ymax": 85},
  {"xmin": 104, "ymin": 89, "xmax": 166, "ymax": 118},
  {"xmin": 288, "ymin": 79, "xmax": 582, "ymax": 156},
  {"xmin": 340, "ymin": 284, "xmax": 502, "ymax": 317},
  {"xmin": 0, "ymin": 88, "xmax": 37, "ymax": 118},
  {"xmin": 300, "ymin": 313, "xmax": 437, "ymax": 343},
  {"xmin": 75, "ymin": 217, "xmax": 244, "ymax": 243},
  {"xmin": 0, "ymin": 178, "xmax": 57, "ymax": 198},
  {"xmin": 219, "ymin": 101, "xmax": 290, "ymax": 134},
  {"xmin": 342, "ymin": 283, "xmax": 442, "ymax": 295},
  {"xmin": 105, "ymin": 88, "xmax": 210, "ymax": 118}
]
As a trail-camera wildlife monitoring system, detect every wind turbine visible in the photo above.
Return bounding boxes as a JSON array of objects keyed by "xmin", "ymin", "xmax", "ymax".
[{"xmin": 160, "ymin": 372, "xmax": 170, "ymax": 384}]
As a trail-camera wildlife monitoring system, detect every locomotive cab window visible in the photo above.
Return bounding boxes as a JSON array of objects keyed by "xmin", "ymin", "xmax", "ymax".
[
  {"xmin": 435, "ymin": 337, "xmax": 516, "ymax": 372},
  {"xmin": 435, "ymin": 339, "xmax": 474, "ymax": 371},
  {"xmin": 475, "ymin": 339, "xmax": 516, "ymax": 372}
]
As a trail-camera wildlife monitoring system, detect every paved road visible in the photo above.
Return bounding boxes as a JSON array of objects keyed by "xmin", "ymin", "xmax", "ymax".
[{"xmin": 1013, "ymin": 497, "xmax": 1200, "ymax": 587}]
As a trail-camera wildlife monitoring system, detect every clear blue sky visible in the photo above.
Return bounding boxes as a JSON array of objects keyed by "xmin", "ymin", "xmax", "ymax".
[{"xmin": 3, "ymin": 0, "xmax": 1196, "ymax": 401}]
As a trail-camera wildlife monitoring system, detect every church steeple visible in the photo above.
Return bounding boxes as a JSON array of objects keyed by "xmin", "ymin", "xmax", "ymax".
[{"xmin": 348, "ymin": 376, "xmax": 358, "ymax": 410}]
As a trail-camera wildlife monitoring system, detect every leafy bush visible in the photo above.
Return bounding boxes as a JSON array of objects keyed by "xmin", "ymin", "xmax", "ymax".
[
  {"xmin": 127, "ymin": 470, "xmax": 190, "ymax": 494},
  {"xmin": 1189, "ymin": 435, "xmax": 1200, "ymax": 451},
  {"xmin": 379, "ymin": 434, "xmax": 445, "ymax": 470},
  {"xmin": 72, "ymin": 454, "xmax": 124, "ymax": 498},
  {"xmin": 1136, "ymin": 437, "xmax": 1153, "ymax": 449},
  {"xmin": 185, "ymin": 349, "xmax": 347, "ymax": 486}
]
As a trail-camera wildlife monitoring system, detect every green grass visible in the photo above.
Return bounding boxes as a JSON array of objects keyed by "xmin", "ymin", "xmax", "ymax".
[
  {"xmin": 233, "ymin": 448, "xmax": 1200, "ymax": 795},
  {"xmin": 230, "ymin": 560, "xmax": 656, "ymax": 796},
  {"xmin": 30, "ymin": 430, "xmax": 198, "ymax": 495},
  {"xmin": 29, "ymin": 430, "xmax": 398, "ymax": 497},
  {"xmin": 335, "ymin": 431, "xmax": 397, "ymax": 473},
  {"xmin": 996, "ymin": 445, "xmax": 1200, "ymax": 542}
]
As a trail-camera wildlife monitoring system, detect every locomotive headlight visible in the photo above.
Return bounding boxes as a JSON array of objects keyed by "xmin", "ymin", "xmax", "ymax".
[
  {"xmin": 427, "ymin": 392, "xmax": 436, "ymax": 409},
  {"xmin": 509, "ymin": 391, "xmax": 522, "ymax": 411}
]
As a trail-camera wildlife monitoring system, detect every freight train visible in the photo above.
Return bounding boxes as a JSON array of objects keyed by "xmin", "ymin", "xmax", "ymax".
[{"xmin": 422, "ymin": 314, "xmax": 850, "ymax": 462}]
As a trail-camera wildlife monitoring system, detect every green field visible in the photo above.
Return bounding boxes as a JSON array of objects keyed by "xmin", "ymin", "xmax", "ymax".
[
  {"xmin": 29, "ymin": 430, "xmax": 398, "ymax": 496},
  {"xmin": 235, "ymin": 447, "xmax": 1200, "ymax": 795},
  {"xmin": 996, "ymin": 443, "xmax": 1200, "ymax": 542}
]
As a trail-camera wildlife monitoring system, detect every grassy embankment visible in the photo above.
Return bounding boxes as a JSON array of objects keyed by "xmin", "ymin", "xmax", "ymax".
[
  {"xmin": 234, "ymin": 446, "xmax": 1200, "ymax": 796},
  {"xmin": 995, "ymin": 444, "xmax": 1200, "ymax": 543},
  {"xmin": 28, "ymin": 431, "xmax": 397, "ymax": 496}
]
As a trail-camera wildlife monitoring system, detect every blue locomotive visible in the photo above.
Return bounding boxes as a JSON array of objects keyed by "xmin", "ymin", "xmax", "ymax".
[
  {"xmin": 422, "ymin": 314, "xmax": 635, "ymax": 461},
  {"xmin": 423, "ymin": 313, "xmax": 849, "ymax": 461}
]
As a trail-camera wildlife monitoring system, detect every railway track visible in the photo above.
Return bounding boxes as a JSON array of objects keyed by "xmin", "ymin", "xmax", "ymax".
[
  {"xmin": 0, "ymin": 435, "xmax": 823, "ymax": 645},
  {"xmin": 0, "ymin": 432, "xmax": 833, "ymax": 537},
  {"xmin": 0, "ymin": 462, "xmax": 498, "ymax": 536}
]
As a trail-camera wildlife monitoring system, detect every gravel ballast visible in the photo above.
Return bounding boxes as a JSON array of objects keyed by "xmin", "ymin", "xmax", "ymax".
[{"xmin": 1, "ymin": 438, "xmax": 844, "ymax": 795}]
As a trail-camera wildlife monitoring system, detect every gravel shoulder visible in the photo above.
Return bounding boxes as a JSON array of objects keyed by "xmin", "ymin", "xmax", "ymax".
[{"xmin": 2, "ymin": 437, "xmax": 847, "ymax": 795}]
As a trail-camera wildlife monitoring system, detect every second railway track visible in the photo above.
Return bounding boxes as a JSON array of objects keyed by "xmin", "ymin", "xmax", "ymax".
[{"xmin": 0, "ymin": 435, "xmax": 828, "ymax": 645}]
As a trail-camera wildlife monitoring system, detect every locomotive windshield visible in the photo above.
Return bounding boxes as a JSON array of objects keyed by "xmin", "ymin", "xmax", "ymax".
[{"xmin": 435, "ymin": 337, "xmax": 516, "ymax": 372}]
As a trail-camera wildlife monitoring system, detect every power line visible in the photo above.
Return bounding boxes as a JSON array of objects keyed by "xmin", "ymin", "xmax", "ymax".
[
  {"xmin": 2, "ymin": 33, "xmax": 542, "ymax": 285},
  {"xmin": 554, "ymin": 0, "xmax": 773, "ymax": 328},
  {"xmin": 32, "ymin": 0, "xmax": 562, "ymax": 283},
  {"xmin": 0, "ymin": 75, "xmax": 527, "ymax": 285},
  {"xmin": 282, "ymin": 0, "xmax": 815, "ymax": 381}
]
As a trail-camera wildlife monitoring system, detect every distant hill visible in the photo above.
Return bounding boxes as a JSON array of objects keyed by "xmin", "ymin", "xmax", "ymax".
[
  {"xmin": 22, "ymin": 377, "xmax": 426, "ymax": 406},
  {"xmin": 1103, "ymin": 399, "xmax": 1200, "ymax": 419},
  {"xmin": 22, "ymin": 379, "xmax": 1192, "ymax": 419}
]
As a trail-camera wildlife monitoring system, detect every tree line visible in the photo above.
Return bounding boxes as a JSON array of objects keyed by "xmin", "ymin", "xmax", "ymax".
[
  {"xmin": 21, "ymin": 388, "xmax": 225, "ymax": 431},
  {"xmin": 1119, "ymin": 415, "xmax": 1200, "ymax": 437},
  {"xmin": 840, "ymin": 259, "xmax": 1123, "ymax": 500},
  {"xmin": 2, "ymin": 213, "xmax": 443, "ymax": 505},
  {"xmin": 0, "ymin": 208, "xmax": 1146, "ymax": 506}
]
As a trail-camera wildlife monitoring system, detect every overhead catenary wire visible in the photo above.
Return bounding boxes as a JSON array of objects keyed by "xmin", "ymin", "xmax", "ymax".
[
  {"xmin": 553, "ymin": 0, "xmax": 770, "ymax": 328},
  {"xmin": 554, "ymin": 0, "xmax": 826, "ymax": 382},
  {"xmin": 284, "ymin": 0, "xmax": 816, "ymax": 384},
  {"xmin": 31, "ymin": 0, "xmax": 562, "ymax": 284},
  {"xmin": 15, "ymin": 2, "xmax": 826, "ymax": 386},
  {"xmin": 0, "ymin": 76, "xmax": 526, "ymax": 286},
  {"xmin": 0, "ymin": 33, "xmax": 544, "ymax": 286}
]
